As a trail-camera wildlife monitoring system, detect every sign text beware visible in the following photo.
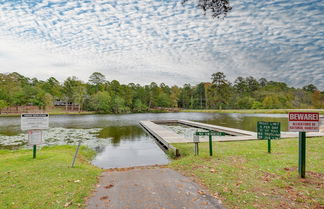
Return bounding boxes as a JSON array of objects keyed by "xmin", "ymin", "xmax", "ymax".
[{"xmin": 288, "ymin": 112, "xmax": 319, "ymax": 132}]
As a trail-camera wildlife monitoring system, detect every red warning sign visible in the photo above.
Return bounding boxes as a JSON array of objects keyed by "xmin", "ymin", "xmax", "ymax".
[{"xmin": 288, "ymin": 112, "xmax": 319, "ymax": 132}]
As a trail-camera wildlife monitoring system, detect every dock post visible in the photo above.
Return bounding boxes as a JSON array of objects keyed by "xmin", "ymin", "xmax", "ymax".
[
  {"xmin": 194, "ymin": 142, "xmax": 199, "ymax": 155},
  {"xmin": 175, "ymin": 149, "xmax": 180, "ymax": 157}
]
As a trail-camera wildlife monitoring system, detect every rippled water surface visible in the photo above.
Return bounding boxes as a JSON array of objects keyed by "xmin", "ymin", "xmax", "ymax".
[{"xmin": 0, "ymin": 112, "xmax": 292, "ymax": 168}]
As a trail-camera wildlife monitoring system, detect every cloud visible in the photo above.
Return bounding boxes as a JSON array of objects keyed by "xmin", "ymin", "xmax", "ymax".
[{"xmin": 0, "ymin": 0, "xmax": 323, "ymax": 89}]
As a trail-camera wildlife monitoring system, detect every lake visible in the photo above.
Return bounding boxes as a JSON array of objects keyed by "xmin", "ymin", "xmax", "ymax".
[{"xmin": 0, "ymin": 112, "xmax": 290, "ymax": 168}]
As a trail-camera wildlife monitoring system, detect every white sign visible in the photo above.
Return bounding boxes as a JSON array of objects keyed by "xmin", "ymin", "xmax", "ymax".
[
  {"xmin": 21, "ymin": 113, "xmax": 49, "ymax": 130},
  {"xmin": 193, "ymin": 135, "xmax": 200, "ymax": 143},
  {"xmin": 288, "ymin": 112, "xmax": 319, "ymax": 132},
  {"xmin": 28, "ymin": 130, "xmax": 43, "ymax": 145}
]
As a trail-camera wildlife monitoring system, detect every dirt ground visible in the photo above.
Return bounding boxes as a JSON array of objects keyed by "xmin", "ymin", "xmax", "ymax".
[{"xmin": 86, "ymin": 167, "xmax": 224, "ymax": 209}]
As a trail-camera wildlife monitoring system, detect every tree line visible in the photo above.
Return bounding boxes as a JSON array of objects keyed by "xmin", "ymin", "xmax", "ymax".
[{"xmin": 0, "ymin": 72, "xmax": 323, "ymax": 114}]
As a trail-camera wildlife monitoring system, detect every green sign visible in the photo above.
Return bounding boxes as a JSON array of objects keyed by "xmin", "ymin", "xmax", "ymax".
[
  {"xmin": 194, "ymin": 130, "xmax": 226, "ymax": 156},
  {"xmin": 257, "ymin": 121, "xmax": 281, "ymax": 140},
  {"xmin": 195, "ymin": 131, "xmax": 226, "ymax": 136}
]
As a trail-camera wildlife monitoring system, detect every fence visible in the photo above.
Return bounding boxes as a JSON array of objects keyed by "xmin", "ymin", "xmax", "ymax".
[{"xmin": 0, "ymin": 105, "xmax": 80, "ymax": 114}]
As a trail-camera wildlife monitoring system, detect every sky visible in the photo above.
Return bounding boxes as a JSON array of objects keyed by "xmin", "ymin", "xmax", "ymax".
[{"xmin": 0, "ymin": 0, "xmax": 323, "ymax": 89}]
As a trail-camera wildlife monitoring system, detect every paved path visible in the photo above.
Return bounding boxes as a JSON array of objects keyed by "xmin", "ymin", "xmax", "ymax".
[{"xmin": 86, "ymin": 167, "xmax": 224, "ymax": 209}]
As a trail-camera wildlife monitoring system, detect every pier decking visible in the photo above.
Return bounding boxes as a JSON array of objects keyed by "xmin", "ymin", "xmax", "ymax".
[
  {"xmin": 139, "ymin": 121, "xmax": 187, "ymax": 156},
  {"xmin": 177, "ymin": 120, "xmax": 256, "ymax": 136},
  {"xmin": 140, "ymin": 120, "xmax": 324, "ymax": 145}
]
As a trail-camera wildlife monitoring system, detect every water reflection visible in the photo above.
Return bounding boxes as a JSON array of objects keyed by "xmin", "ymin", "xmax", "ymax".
[
  {"xmin": 200, "ymin": 113, "xmax": 289, "ymax": 131},
  {"xmin": 92, "ymin": 134, "xmax": 169, "ymax": 169},
  {"xmin": 96, "ymin": 125, "xmax": 143, "ymax": 146},
  {"xmin": 0, "ymin": 126, "xmax": 20, "ymax": 136}
]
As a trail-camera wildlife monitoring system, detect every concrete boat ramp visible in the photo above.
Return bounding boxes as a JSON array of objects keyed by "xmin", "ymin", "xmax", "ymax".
[{"xmin": 139, "ymin": 119, "xmax": 324, "ymax": 148}]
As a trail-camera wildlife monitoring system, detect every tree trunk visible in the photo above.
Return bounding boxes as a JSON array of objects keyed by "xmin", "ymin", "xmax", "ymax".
[{"xmin": 205, "ymin": 86, "xmax": 208, "ymax": 109}]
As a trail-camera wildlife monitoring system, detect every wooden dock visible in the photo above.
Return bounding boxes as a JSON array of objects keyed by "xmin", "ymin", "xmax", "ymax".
[
  {"xmin": 140, "ymin": 120, "xmax": 324, "ymax": 145},
  {"xmin": 139, "ymin": 121, "xmax": 188, "ymax": 156},
  {"xmin": 177, "ymin": 120, "xmax": 256, "ymax": 136},
  {"xmin": 140, "ymin": 120, "xmax": 257, "ymax": 144}
]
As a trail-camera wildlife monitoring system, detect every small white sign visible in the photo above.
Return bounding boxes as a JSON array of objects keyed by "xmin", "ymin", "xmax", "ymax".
[
  {"xmin": 21, "ymin": 113, "xmax": 49, "ymax": 130},
  {"xmin": 288, "ymin": 112, "xmax": 319, "ymax": 132},
  {"xmin": 193, "ymin": 135, "xmax": 200, "ymax": 143},
  {"xmin": 28, "ymin": 130, "xmax": 43, "ymax": 145}
]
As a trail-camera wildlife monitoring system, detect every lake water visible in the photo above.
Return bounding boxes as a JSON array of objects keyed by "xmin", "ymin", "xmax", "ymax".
[{"xmin": 0, "ymin": 112, "xmax": 291, "ymax": 168}]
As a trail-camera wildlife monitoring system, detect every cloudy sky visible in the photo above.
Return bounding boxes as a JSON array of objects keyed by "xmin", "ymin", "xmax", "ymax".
[{"xmin": 0, "ymin": 0, "xmax": 323, "ymax": 89}]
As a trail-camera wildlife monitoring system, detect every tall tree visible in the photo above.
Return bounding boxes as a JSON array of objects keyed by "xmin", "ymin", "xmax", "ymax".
[
  {"xmin": 210, "ymin": 72, "xmax": 231, "ymax": 109},
  {"xmin": 302, "ymin": 84, "xmax": 318, "ymax": 93},
  {"xmin": 0, "ymin": 100, "xmax": 8, "ymax": 114},
  {"xmin": 90, "ymin": 91, "xmax": 111, "ymax": 113},
  {"xmin": 43, "ymin": 77, "xmax": 62, "ymax": 98},
  {"xmin": 63, "ymin": 76, "xmax": 84, "ymax": 111},
  {"xmin": 170, "ymin": 86, "xmax": 180, "ymax": 108},
  {"xmin": 73, "ymin": 84, "xmax": 87, "ymax": 112},
  {"xmin": 89, "ymin": 72, "xmax": 106, "ymax": 93},
  {"xmin": 312, "ymin": 91, "xmax": 323, "ymax": 108},
  {"xmin": 183, "ymin": 0, "xmax": 232, "ymax": 18}
]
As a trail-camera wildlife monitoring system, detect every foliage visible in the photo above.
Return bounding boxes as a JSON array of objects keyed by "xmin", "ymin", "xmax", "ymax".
[
  {"xmin": 88, "ymin": 72, "xmax": 106, "ymax": 93},
  {"xmin": 183, "ymin": 0, "xmax": 232, "ymax": 18},
  {"xmin": 302, "ymin": 84, "xmax": 318, "ymax": 93},
  {"xmin": 0, "ymin": 100, "xmax": 8, "ymax": 112},
  {"xmin": 90, "ymin": 91, "xmax": 111, "ymax": 113},
  {"xmin": 0, "ymin": 72, "xmax": 323, "ymax": 114},
  {"xmin": 312, "ymin": 91, "xmax": 323, "ymax": 108}
]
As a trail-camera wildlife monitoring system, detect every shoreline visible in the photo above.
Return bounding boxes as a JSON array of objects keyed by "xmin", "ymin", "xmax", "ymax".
[
  {"xmin": 182, "ymin": 109, "xmax": 324, "ymax": 114},
  {"xmin": 1, "ymin": 108, "xmax": 323, "ymax": 117}
]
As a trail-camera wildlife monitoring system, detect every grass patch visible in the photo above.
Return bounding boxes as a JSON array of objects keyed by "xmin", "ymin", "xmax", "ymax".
[
  {"xmin": 182, "ymin": 109, "xmax": 324, "ymax": 114},
  {"xmin": 170, "ymin": 137, "xmax": 324, "ymax": 209},
  {"xmin": 0, "ymin": 145, "xmax": 101, "ymax": 209}
]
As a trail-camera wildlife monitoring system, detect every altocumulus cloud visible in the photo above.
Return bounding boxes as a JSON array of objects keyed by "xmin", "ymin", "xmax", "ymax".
[{"xmin": 0, "ymin": 0, "xmax": 323, "ymax": 89}]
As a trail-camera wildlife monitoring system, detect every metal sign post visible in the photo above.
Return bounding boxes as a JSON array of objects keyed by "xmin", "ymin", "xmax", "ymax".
[
  {"xmin": 298, "ymin": 132, "xmax": 306, "ymax": 178},
  {"xmin": 288, "ymin": 112, "xmax": 319, "ymax": 178},
  {"xmin": 28, "ymin": 129, "xmax": 43, "ymax": 159},
  {"xmin": 33, "ymin": 145, "xmax": 37, "ymax": 159},
  {"xmin": 194, "ymin": 131, "xmax": 225, "ymax": 156},
  {"xmin": 71, "ymin": 141, "xmax": 82, "ymax": 168},
  {"xmin": 257, "ymin": 121, "xmax": 281, "ymax": 153},
  {"xmin": 209, "ymin": 130, "xmax": 213, "ymax": 156}
]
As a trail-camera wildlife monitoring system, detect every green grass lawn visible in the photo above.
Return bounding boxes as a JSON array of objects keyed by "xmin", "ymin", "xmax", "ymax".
[
  {"xmin": 182, "ymin": 109, "xmax": 324, "ymax": 114},
  {"xmin": 0, "ymin": 146, "xmax": 101, "ymax": 209},
  {"xmin": 170, "ymin": 137, "xmax": 324, "ymax": 209}
]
